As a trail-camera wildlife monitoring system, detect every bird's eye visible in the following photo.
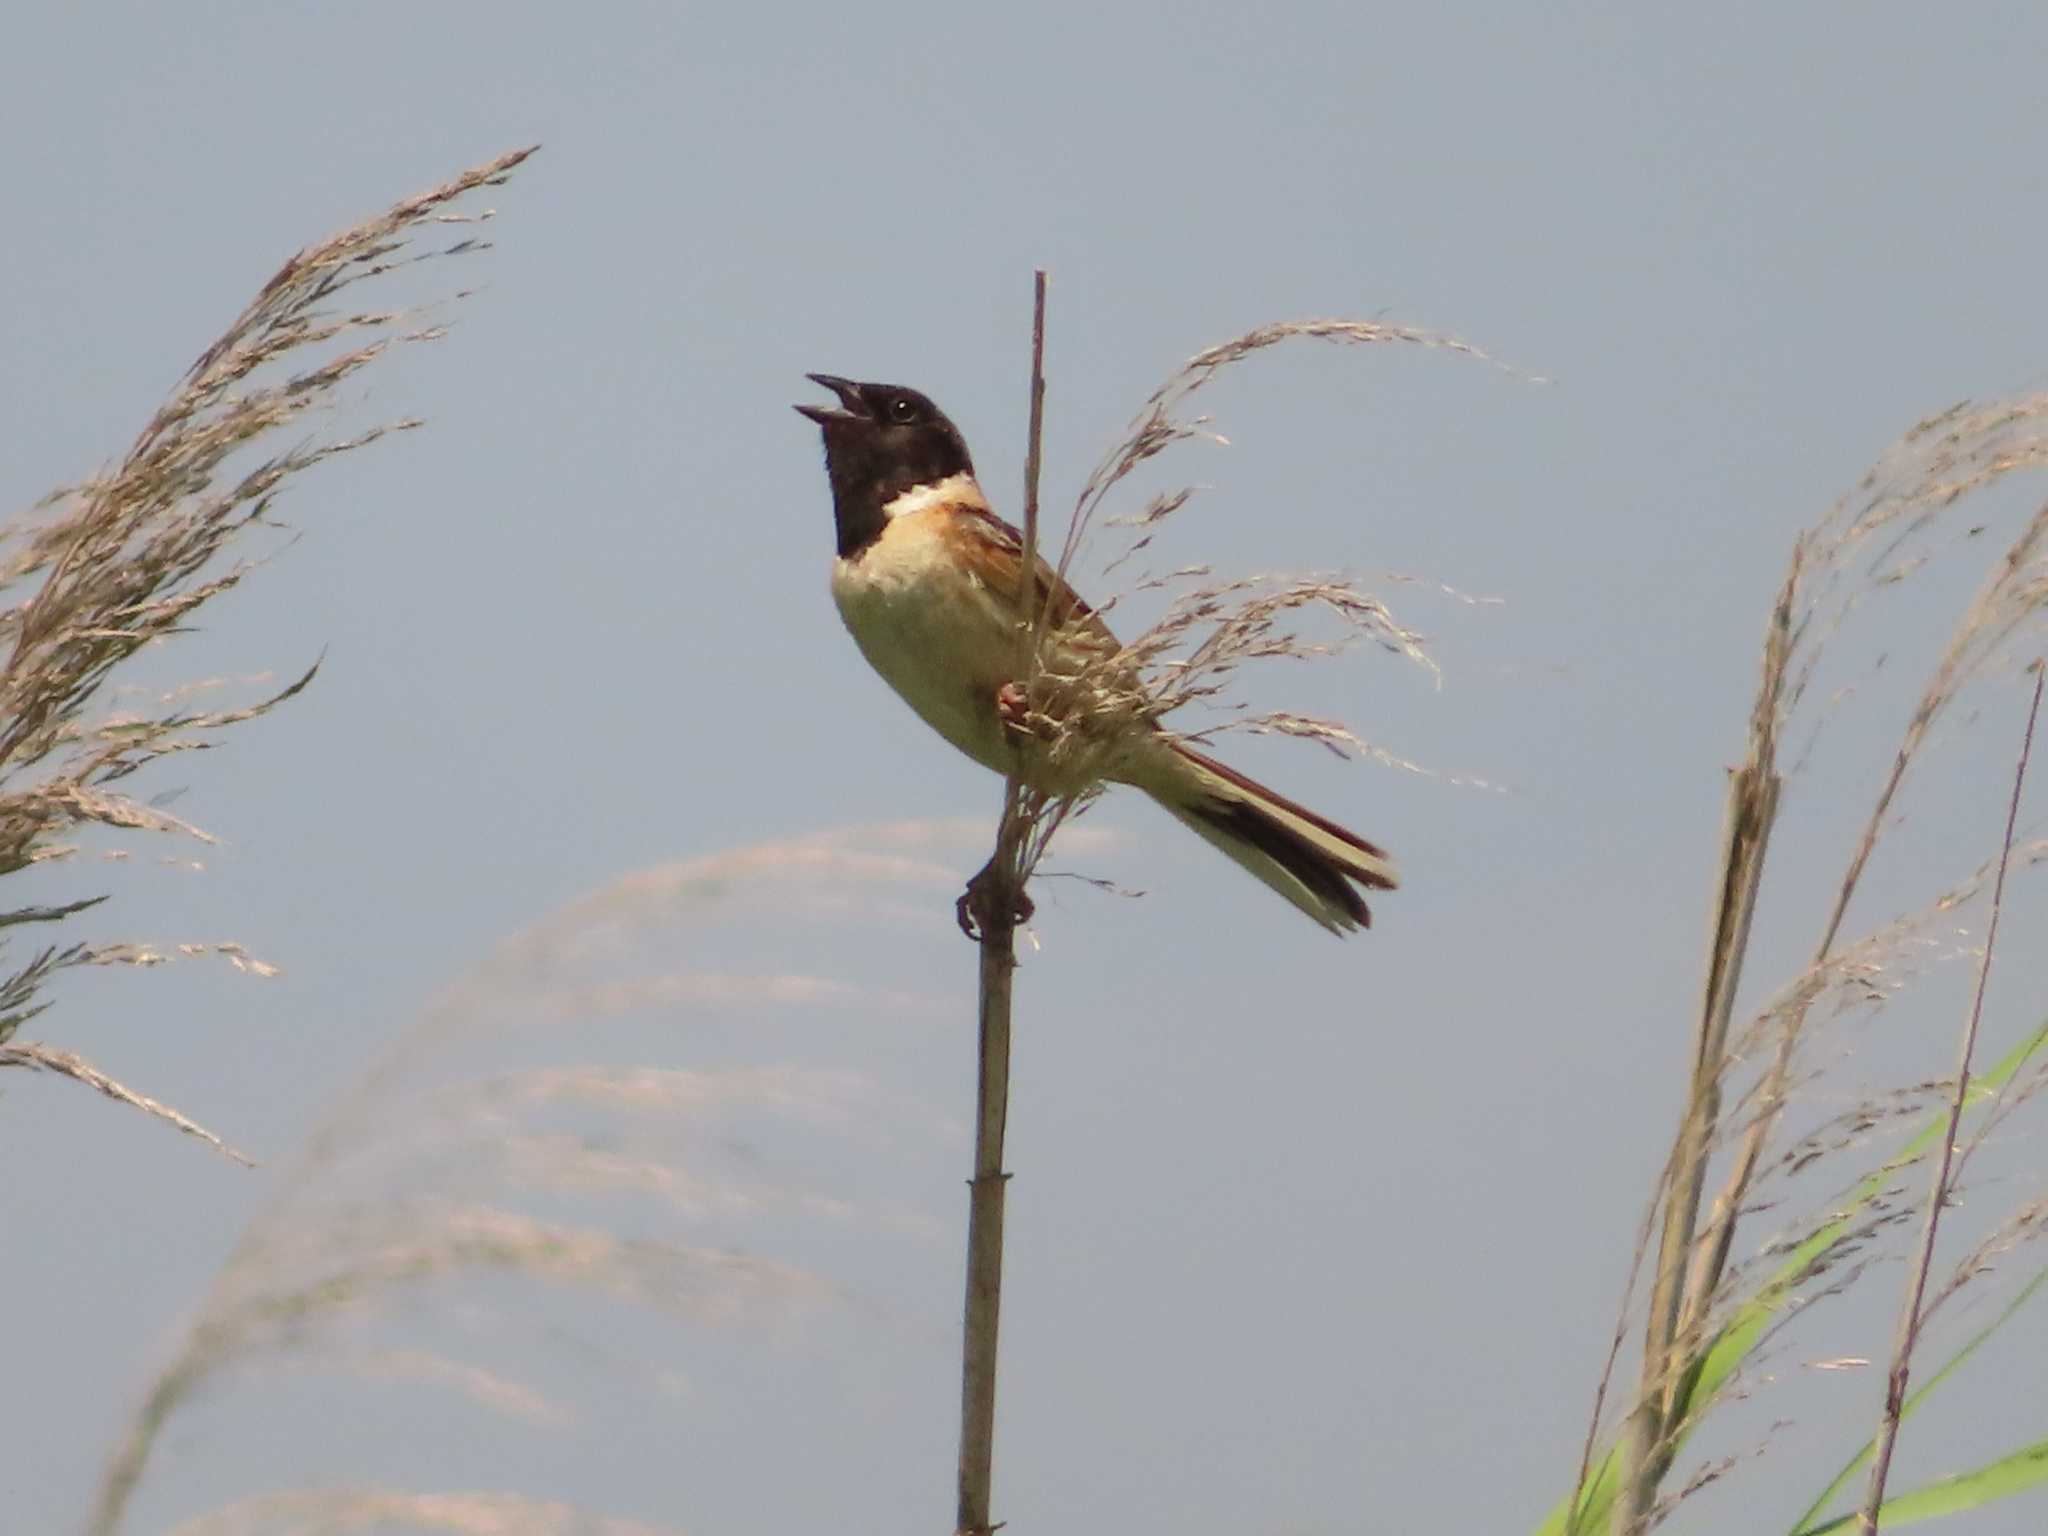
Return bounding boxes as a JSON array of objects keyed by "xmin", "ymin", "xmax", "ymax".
[{"xmin": 887, "ymin": 396, "xmax": 920, "ymax": 423}]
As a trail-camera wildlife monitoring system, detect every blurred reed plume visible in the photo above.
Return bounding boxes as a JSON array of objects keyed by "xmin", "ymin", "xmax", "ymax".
[
  {"xmin": 0, "ymin": 144, "xmax": 537, "ymax": 1154},
  {"xmin": 1553, "ymin": 393, "xmax": 2048, "ymax": 1535},
  {"xmin": 163, "ymin": 1491, "xmax": 681, "ymax": 1536},
  {"xmin": 88, "ymin": 821, "xmax": 993, "ymax": 1536}
]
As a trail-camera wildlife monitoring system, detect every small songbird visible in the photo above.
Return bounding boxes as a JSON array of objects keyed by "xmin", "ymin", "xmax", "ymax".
[{"xmin": 796, "ymin": 373, "xmax": 1397, "ymax": 933}]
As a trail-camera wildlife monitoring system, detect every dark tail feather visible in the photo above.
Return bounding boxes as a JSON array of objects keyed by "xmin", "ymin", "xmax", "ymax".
[
  {"xmin": 1182, "ymin": 795, "xmax": 1375, "ymax": 929},
  {"xmin": 1151, "ymin": 745, "xmax": 1398, "ymax": 935}
]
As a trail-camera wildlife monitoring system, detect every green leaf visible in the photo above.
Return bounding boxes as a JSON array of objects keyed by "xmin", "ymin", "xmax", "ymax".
[
  {"xmin": 1792, "ymin": 1437, "xmax": 2048, "ymax": 1534},
  {"xmin": 1535, "ymin": 1019, "xmax": 2048, "ymax": 1536},
  {"xmin": 1537, "ymin": 1445, "xmax": 1619, "ymax": 1536},
  {"xmin": 1787, "ymin": 1263, "xmax": 2048, "ymax": 1534},
  {"xmin": 1687, "ymin": 1020, "xmax": 2048, "ymax": 1425}
]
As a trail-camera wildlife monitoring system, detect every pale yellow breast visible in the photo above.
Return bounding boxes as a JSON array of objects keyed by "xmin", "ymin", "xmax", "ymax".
[{"xmin": 830, "ymin": 509, "xmax": 1024, "ymax": 777}]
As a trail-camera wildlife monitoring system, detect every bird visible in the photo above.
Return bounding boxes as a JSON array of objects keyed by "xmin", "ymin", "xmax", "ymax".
[{"xmin": 796, "ymin": 372, "xmax": 1396, "ymax": 934}]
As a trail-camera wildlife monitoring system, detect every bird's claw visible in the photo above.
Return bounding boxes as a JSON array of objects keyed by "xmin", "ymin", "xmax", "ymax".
[
  {"xmin": 995, "ymin": 680, "xmax": 1031, "ymax": 732},
  {"xmin": 957, "ymin": 858, "xmax": 1034, "ymax": 942}
]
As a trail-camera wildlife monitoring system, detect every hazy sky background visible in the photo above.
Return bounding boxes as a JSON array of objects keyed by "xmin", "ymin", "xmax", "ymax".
[{"xmin": 4, "ymin": 4, "xmax": 2047, "ymax": 1534}]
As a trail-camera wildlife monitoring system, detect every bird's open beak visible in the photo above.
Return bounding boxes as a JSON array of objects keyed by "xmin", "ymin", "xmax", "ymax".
[{"xmin": 794, "ymin": 373, "xmax": 866, "ymax": 425}]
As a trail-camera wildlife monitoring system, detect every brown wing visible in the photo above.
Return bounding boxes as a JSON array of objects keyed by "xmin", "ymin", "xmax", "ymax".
[{"xmin": 949, "ymin": 505, "xmax": 1122, "ymax": 654}]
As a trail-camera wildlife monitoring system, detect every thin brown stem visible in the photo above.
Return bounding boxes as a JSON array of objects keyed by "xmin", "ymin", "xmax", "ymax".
[
  {"xmin": 955, "ymin": 270, "xmax": 1048, "ymax": 1536},
  {"xmin": 1613, "ymin": 565, "xmax": 1792, "ymax": 1536},
  {"xmin": 956, "ymin": 899, "xmax": 1015, "ymax": 1536},
  {"xmin": 1615, "ymin": 764, "xmax": 1780, "ymax": 1534},
  {"xmin": 1023, "ymin": 270, "xmax": 1049, "ymax": 663},
  {"xmin": 1857, "ymin": 662, "xmax": 2043, "ymax": 1534},
  {"xmin": 1686, "ymin": 523, "xmax": 2048, "ymax": 1362}
]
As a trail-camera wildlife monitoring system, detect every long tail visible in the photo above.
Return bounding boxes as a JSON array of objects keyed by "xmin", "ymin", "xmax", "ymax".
[{"xmin": 1142, "ymin": 744, "xmax": 1398, "ymax": 934}]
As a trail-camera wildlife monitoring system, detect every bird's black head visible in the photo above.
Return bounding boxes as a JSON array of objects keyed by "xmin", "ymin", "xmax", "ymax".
[{"xmin": 796, "ymin": 374, "xmax": 975, "ymax": 557}]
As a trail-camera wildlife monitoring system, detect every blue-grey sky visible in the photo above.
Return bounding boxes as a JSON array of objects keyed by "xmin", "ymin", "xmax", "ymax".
[{"xmin": 4, "ymin": 4, "xmax": 2047, "ymax": 1534}]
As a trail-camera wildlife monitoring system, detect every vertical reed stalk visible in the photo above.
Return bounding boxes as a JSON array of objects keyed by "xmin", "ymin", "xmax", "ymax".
[
  {"xmin": 1612, "ymin": 562, "xmax": 1794, "ymax": 1535},
  {"xmin": 1857, "ymin": 662, "xmax": 2043, "ymax": 1533},
  {"xmin": 955, "ymin": 270, "xmax": 1048, "ymax": 1536}
]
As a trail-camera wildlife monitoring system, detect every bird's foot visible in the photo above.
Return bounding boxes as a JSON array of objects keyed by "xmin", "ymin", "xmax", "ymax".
[
  {"xmin": 995, "ymin": 680, "xmax": 1031, "ymax": 733},
  {"xmin": 956, "ymin": 856, "xmax": 1034, "ymax": 942}
]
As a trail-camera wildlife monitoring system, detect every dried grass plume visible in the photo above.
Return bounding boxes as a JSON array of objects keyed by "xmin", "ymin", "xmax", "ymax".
[{"xmin": 0, "ymin": 145, "xmax": 538, "ymax": 1153}]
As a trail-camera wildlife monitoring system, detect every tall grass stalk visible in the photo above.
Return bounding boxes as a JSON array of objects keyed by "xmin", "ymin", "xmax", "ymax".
[
  {"xmin": 953, "ymin": 270, "xmax": 1047, "ymax": 1536},
  {"xmin": 37, "ymin": 143, "xmax": 541, "ymax": 1533},
  {"xmin": 0, "ymin": 144, "xmax": 536, "ymax": 1157},
  {"xmin": 1858, "ymin": 664, "xmax": 2043, "ymax": 1533},
  {"xmin": 1614, "ymin": 563, "xmax": 1793, "ymax": 1533},
  {"xmin": 1568, "ymin": 390, "xmax": 2048, "ymax": 1536}
]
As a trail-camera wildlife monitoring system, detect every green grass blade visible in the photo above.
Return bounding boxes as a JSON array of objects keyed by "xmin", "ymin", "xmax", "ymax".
[
  {"xmin": 1792, "ymin": 1436, "xmax": 2048, "ymax": 1534},
  {"xmin": 1535, "ymin": 1018, "xmax": 2048, "ymax": 1536},
  {"xmin": 1535, "ymin": 1445, "xmax": 1619, "ymax": 1536},
  {"xmin": 1684, "ymin": 1020, "xmax": 2048, "ymax": 1421},
  {"xmin": 1787, "ymin": 1263, "xmax": 2048, "ymax": 1534}
]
